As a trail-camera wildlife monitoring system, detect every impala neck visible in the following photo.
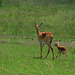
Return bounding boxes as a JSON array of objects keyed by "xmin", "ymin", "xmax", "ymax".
[
  {"xmin": 57, "ymin": 43, "xmax": 60, "ymax": 48},
  {"xmin": 36, "ymin": 26, "xmax": 40, "ymax": 36}
]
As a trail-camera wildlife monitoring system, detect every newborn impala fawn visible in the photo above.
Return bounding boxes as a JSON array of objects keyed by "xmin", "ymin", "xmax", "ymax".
[{"xmin": 54, "ymin": 41, "xmax": 68, "ymax": 60}]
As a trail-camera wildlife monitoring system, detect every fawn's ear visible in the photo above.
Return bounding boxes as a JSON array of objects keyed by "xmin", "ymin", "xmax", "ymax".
[
  {"xmin": 34, "ymin": 22, "xmax": 37, "ymax": 27},
  {"xmin": 58, "ymin": 40, "xmax": 61, "ymax": 44}
]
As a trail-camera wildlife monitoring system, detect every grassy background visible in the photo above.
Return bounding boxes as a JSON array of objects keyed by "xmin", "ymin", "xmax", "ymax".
[
  {"xmin": 0, "ymin": 0, "xmax": 75, "ymax": 41},
  {"xmin": 0, "ymin": 36, "xmax": 75, "ymax": 75},
  {"xmin": 0, "ymin": 0, "xmax": 75, "ymax": 75}
]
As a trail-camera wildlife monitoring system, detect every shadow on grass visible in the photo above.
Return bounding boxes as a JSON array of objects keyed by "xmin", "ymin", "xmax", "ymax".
[
  {"xmin": 33, "ymin": 57, "xmax": 43, "ymax": 59},
  {"xmin": 33, "ymin": 57, "xmax": 49, "ymax": 60}
]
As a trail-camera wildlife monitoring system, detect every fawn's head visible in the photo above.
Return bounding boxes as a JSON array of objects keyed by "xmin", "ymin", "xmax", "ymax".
[
  {"xmin": 54, "ymin": 41, "xmax": 61, "ymax": 46},
  {"xmin": 54, "ymin": 42, "xmax": 58, "ymax": 46}
]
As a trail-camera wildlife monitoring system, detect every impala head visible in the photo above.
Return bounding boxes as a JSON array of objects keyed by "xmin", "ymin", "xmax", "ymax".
[
  {"xmin": 54, "ymin": 40, "xmax": 60, "ymax": 46},
  {"xmin": 54, "ymin": 42, "xmax": 58, "ymax": 46},
  {"xmin": 34, "ymin": 22, "xmax": 43, "ymax": 28}
]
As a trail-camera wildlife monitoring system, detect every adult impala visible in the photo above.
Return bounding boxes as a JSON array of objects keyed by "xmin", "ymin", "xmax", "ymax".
[{"xmin": 34, "ymin": 22, "xmax": 54, "ymax": 59}]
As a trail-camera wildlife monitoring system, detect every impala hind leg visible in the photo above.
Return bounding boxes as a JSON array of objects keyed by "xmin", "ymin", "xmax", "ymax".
[
  {"xmin": 45, "ymin": 47, "xmax": 50, "ymax": 58},
  {"xmin": 50, "ymin": 36, "xmax": 53, "ymax": 45},
  {"xmin": 51, "ymin": 47, "xmax": 55, "ymax": 59},
  {"xmin": 45, "ymin": 43, "xmax": 55, "ymax": 59}
]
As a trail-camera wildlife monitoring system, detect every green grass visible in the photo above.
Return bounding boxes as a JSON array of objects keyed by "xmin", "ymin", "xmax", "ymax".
[
  {"xmin": 0, "ymin": 0, "xmax": 75, "ymax": 75},
  {"xmin": 0, "ymin": 36, "xmax": 75, "ymax": 75}
]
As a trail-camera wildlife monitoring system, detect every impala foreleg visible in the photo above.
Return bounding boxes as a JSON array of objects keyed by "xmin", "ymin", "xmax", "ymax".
[
  {"xmin": 56, "ymin": 52, "xmax": 61, "ymax": 59},
  {"xmin": 40, "ymin": 43, "xmax": 43, "ymax": 58},
  {"xmin": 56, "ymin": 52, "xmax": 59, "ymax": 58},
  {"xmin": 65, "ymin": 52, "xmax": 68, "ymax": 60},
  {"xmin": 59, "ymin": 52, "xmax": 61, "ymax": 60}
]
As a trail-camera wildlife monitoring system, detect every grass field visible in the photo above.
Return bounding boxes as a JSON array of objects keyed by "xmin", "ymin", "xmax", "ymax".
[
  {"xmin": 0, "ymin": 0, "xmax": 75, "ymax": 75},
  {"xmin": 0, "ymin": 36, "xmax": 75, "ymax": 75}
]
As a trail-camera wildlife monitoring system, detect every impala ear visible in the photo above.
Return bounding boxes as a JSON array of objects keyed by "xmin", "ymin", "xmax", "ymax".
[
  {"xmin": 39, "ymin": 23, "xmax": 43, "ymax": 26},
  {"xmin": 34, "ymin": 22, "xmax": 37, "ymax": 27},
  {"xmin": 58, "ymin": 40, "xmax": 61, "ymax": 44}
]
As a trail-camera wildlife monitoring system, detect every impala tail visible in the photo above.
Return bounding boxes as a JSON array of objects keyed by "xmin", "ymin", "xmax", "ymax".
[{"xmin": 50, "ymin": 35, "xmax": 54, "ymax": 45}]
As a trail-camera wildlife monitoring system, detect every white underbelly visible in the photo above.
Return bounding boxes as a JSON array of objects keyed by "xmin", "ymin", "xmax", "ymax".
[{"xmin": 42, "ymin": 41, "xmax": 46, "ymax": 47}]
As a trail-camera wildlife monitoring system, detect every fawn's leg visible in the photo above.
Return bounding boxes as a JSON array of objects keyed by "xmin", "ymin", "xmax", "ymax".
[
  {"xmin": 65, "ymin": 52, "xmax": 68, "ymax": 60},
  {"xmin": 59, "ymin": 52, "xmax": 61, "ymax": 60},
  {"xmin": 56, "ymin": 52, "xmax": 59, "ymax": 58}
]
